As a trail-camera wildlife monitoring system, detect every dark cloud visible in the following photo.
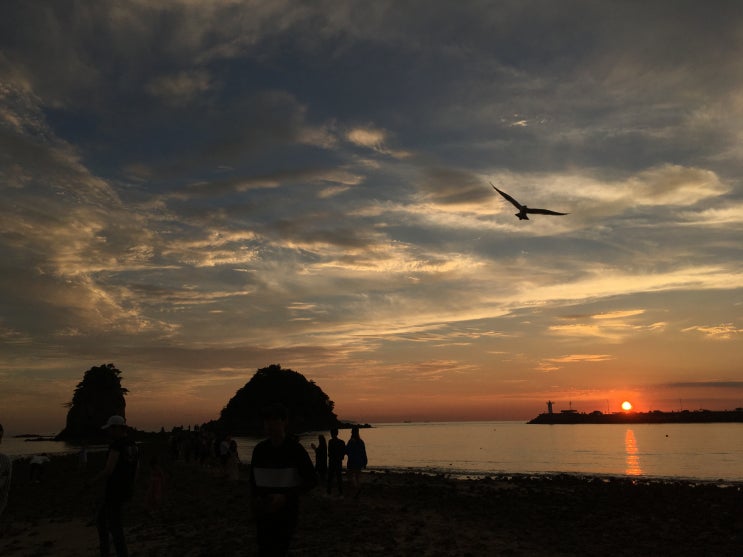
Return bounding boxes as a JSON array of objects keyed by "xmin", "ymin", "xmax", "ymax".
[
  {"xmin": 4, "ymin": 1, "xmax": 742, "ymax": 178},
  {"xmin": 417, "ymin": 168, "xmax": 490, "ymax": 205}
]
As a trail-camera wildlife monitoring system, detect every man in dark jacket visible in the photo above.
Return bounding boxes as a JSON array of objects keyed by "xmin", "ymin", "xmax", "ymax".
[
  {"xmin": 249, "ymin": 403, "xmax": 317, "ymax": 556},
  {"xmin": 93, "ymin": 415, "xmax": 139, "ymax": 557}
]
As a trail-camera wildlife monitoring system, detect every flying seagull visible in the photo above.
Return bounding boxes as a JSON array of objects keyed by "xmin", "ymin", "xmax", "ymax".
[{"xmin": 490, "ymin": 183, "xmax": 569, "ymax": 220}]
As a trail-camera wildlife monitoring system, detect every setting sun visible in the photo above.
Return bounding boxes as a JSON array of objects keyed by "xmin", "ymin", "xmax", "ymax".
[{"xmin": 621, "ymin": 401, "xmax": 633, "ymax": 411}]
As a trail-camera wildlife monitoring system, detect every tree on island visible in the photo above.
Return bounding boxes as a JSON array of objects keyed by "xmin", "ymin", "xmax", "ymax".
[
  {"xmin": 215, "ymin": 364, "xmax": 340, "ymax": 435},
  {"xmin": 57, "ymin": 363, "xmax": 128, "ymax": 441}
]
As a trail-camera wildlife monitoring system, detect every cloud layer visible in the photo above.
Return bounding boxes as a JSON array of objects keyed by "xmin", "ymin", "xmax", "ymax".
[{"xmin": 1, "ymin": 1, "xmax": 742, "ymax": 431}]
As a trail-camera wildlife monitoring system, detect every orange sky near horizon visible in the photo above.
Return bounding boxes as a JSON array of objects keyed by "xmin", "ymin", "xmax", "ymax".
[{"xmin": 3, "ymin": 361, "xmax": 740, "ymax": 435}]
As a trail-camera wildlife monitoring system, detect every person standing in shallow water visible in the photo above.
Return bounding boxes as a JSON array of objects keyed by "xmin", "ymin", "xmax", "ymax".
[
  {"xmin": 311, "ymin": 434, "xmax": 328, "ymax": 482},
  {"xmin": 0, "ymin": 423, "xmax": 12, "ymax": 517},
  {"xmin": 91, "ymin": 415, "xmax": 139, "ymax": 557},
  {"xmin": 326, "ymin": 428, "xmax": 345, "ymax": 495},
  {"xmin": 250, "ymin": 403, "xmax": 317, "ymax": 557},
  {"xmin": 345, "ymin": 426, "xmax": 367, "ymax": 498}
]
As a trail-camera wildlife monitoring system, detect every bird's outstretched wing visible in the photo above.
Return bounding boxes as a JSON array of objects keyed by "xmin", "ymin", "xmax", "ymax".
[
  {"xmin": 490, "ymin": 183, "xmax": 523, "ymax": 210},
  {"xmin": 490, "ymin": 182, "xmax": 569, "ymax": 218},
  {"xmin": 526, "ymin": 208, "xmax": 569, "ymax": 216}
]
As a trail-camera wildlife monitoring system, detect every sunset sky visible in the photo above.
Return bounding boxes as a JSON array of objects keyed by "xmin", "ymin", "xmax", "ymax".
[{"xmin": 2, "ymin": 1, "xmax": 742, "ymax": 434}]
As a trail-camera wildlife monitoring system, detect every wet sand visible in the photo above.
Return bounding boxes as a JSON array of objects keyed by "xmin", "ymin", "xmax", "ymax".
[{"xmin": 1, "ymin": 443, "xmax": 741, "ymax": 556}]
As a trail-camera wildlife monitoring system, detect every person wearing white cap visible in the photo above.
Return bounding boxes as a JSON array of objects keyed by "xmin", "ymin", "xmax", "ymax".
[{"xmin": 91, "ymin": 415, "xmax": 139, "ymax": 557}]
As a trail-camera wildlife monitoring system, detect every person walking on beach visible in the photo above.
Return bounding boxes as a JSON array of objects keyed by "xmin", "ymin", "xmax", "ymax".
[
  {"xmin": 311, "ymin": 434, "xmax": 328, "ymax": 481},
  {"xmin": 250, "ymin": 403, "xmax": 317, "ymax": 557},
  {"xmin": 326, "ymin": 428, "xmax": 345, "ymax": 496},
  {"xmin": 345, "ymin": 426, "xmax": 367, "ymax": 498},
  {"xmin": 91, "ymin": 415, "xmax": 139, "ymax": 557},
  {"xmin": 0, "ymin": 423, "xmax": 12, "ymax": 517},
  {"xmin": 29, "ymin": 453, "xmax": 50, "ymax": 483}
]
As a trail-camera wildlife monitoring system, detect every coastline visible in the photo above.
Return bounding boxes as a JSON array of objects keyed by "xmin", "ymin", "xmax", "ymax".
[
  {"xmin": 367, "ymin": 465, "xmax": 743, "ymax": 488},
  {"xmin": 1, "ymin": 444, "xmax": 741, "ymax": 556},
  {"xmin": 528, "ymin": 409, "xmax": 743, "ymax": 424}
]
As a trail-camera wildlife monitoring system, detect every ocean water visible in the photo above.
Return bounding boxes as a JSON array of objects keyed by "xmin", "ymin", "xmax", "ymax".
[
  {"xmin": 242, "ymin": 421, "xmax": 743, "ymax": 482},
  {"xmin": 344, "ymin": 421, "xmax": 743, "ymax": 481},
  {"xmin": 5, "ymin": 421, "xmax": 742, "ymax": 482},
  {"xmin": 2, "ymin": 438, "xmax": 90, "ymax": 459}
]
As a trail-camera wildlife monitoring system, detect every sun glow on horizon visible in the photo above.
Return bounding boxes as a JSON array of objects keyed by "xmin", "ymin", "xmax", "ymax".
[{"xmin": 621, "ymin": 400, "xmax": 633, "ymax": 411}]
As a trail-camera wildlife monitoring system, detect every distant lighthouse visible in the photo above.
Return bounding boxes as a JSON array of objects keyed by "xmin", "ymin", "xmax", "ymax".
[{"xmin": 547, "ymin": 400, "xmax": 554, "ymax": 414}]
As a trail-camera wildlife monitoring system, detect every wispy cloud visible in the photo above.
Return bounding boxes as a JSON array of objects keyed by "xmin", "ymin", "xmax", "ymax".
[
  {"xmin": 346, "ymin": 126, "xmax": 411, "ymax": 159},
  {"xmin": 537, "ymin": 353, "xmax": 614, "ymax": 373},
  {"xmin": 681, "ymin": 323, "xmax": 743, "ymax": 340}
]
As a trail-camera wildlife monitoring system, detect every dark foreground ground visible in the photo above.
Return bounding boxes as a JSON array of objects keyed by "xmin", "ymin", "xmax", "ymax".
[{"xmin": 1, "ymin": 443, "xmax": 741, "ymax": 556}]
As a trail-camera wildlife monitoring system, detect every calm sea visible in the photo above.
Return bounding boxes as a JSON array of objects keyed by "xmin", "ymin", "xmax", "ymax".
[{"xmin": 5, "ymin": 421, "xmax": 742, "ymax": 482}]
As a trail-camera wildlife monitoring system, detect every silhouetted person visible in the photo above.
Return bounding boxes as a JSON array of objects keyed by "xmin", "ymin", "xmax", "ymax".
[
  {"xmin": 250, "ymin": 403, "xmax": 317, "ymax": 556},
  {"xmin": 219, "ymin": 435, "xmax": 231, "ymax": 476},
  {"xmin": 226, "ymin": 438, "xmax": 240, "ymax": 480},
  {"xmin": 311, "ymin": 434, "xmax": 328, "ymax": 481},
  {"xmin": 29, "ymin": 453, "xmax": 50, "ymax": 482},
  {"xmin": 346, "ymin": 426, "xmax": 367, "ymax": 498},
  {"xmin": 144, "ymin": 455, "xmax": 164, "ymax": 517},
  {"xmin": 326, "ymin": 428, "xmax": 345, "ymax": 495},
  {"xmin": 92, "ymin": 415, "xmax": 139, "ymax": 557},
  {"xmin": 0, "ymin": 423, "xmax": 11, "ymax": 517},
  {"xmin": 78, "ymin": 443, "xmax": 89, "ymax": 472}
]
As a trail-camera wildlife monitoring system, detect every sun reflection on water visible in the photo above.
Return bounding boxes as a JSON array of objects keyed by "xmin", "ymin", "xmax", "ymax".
[{"xmin": 624, "ymin": 428, "xmax": 642, "ymax": 476}]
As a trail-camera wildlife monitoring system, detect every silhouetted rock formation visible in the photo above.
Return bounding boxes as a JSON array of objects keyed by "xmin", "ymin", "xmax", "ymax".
[
  {"xmin": 57, "ymin": 363, "xmax": 128, "ymax": 441},
  {"xmin": 214, "ymin": 364, "xmax": 341, "ymax": 435}
]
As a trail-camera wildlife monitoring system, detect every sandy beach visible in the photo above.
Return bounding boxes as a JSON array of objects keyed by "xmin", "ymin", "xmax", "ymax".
[{"xmin": 1, "ymin": 442, "xmax": 741, "ymax": 556}]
